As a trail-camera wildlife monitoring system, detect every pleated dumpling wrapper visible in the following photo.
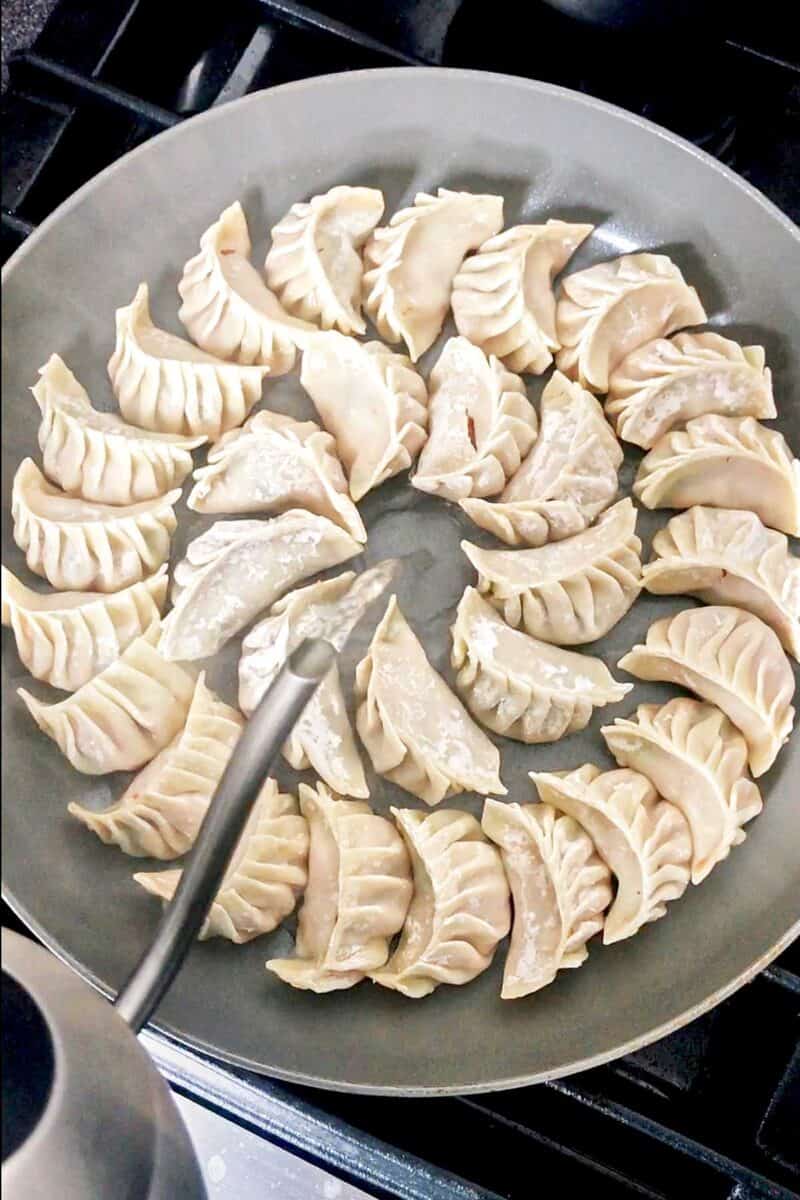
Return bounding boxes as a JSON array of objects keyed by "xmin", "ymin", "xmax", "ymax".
[
  {"xmin": 618, "ymin": 605, "xmax": 795, "ymax": 778},
  {"xmin": 266, "ymin": 783, "xmax": 412, "ymax": 992},
  {"xmin": 642, "ymin": 507, "xmax": 800, "ymax": 661},
  {"xmin": 633, "ymin": 414, "xmax": 800, "ymax": 537},
  {"xmin": 238, "ymin": 564, "xmax": 396, "ymax": 798},
  {"xmin": 450, "ymin": 587, "xmax": 631, "ymax": 743},
  {"xmin": 17, "ymin": 623, "xmax": 194, "ymax": 775},
  {"xmin": 462, "ymin": 497, "xmax": 642, "ymax": 645},
  {"xmin": 451, "ymin": 220, "xmax": 593, "ymax": 375},
  {"xmin": 482, "ymin": 799, "xmax": 612, "ymax": 999},
  {"xmin": 186, "ymin": 409, "xmax": 366, "ymax": 541},
  {"xmin": 32, "ymin": 354, "xmax": 206, "ymax": 504},
  {"xmin": 606, "ymin": 331, "xmax": 775, "ymax": 449},
  {"xmin": 68, "ymin": 672, "xmax": 243, "ymax": 859},
  {"xmin": 264, "ymin": 185, "xmax": 384, "ymax": 335},
  {"xmin": 362, "ymin": 187, "xmax": 504, "ymax": 362},
  {"xmin": 460, "ymin": 370, "xmax": 622, "ymax": 547},
  {"xmin": 109, "ymin": 282, "xmax": 268, "ymax": 438},
  {"xmin": 178, "ymin": 202, "xmax": 315, "ymax": 375},
  {"xmin": 412, "ymin": 337, "xmax": 537, "ymax": 503},
  {"xmin": 159, "ymin": 510, "xmax": 361, "ymax": 662},
  {"xmin": 11, "ymin": 458, "xmax": 179, "ymax": 593},
  {"xmin": 530, "ymin": 765, "xmax": 691, "ymax": 944},
  {"xmin": 371, "ymin": 808, "xmax": 511, "ymax": 998},
  {"xmin": 555, "ymin": 252, "xmax": 706, "ymax": 393},
  {"xmin": 300, "ymin": 331, "xmax": 428, "ymax": 502},
  {"xmin": 135, "ymin": 779, "xmax": 309, "ymax": 943},
  {"xmin": 354, "ymin": 595, "xmax": 506, "ymax": 805},
  {"xmin": 1, "ymin": 564, "xmax": 167, "ymax": 692},
  {"xmin": 602, "ymin": 698, "xmax": 763, "ymax": 884}
]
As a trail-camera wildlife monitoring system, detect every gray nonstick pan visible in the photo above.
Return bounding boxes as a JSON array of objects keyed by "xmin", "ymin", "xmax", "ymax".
[{"xmin": 2, "ymin": 68, "xmax": 799, "ymax": 1095}]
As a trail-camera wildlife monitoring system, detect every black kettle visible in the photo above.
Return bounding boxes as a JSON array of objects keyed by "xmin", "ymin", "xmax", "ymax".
[{"xmin": 2, "ymin": 639, "xmax": 335, "ymax": 1200}]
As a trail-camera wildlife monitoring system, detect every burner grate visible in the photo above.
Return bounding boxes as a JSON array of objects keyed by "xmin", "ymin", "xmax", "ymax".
[{"xmin": 2, "ymin": 3, "xmax": 798, "ymax": 1197}]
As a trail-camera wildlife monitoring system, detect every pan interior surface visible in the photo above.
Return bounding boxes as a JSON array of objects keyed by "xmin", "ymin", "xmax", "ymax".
[{"xmin": 2, "ymin": 68, "xmax": 798, "ymax": 1094}]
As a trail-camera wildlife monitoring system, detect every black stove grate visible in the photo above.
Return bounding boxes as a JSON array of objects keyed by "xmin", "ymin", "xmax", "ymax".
[{"xmin": 2, "ymin": 4, "xmax": 799, "ymax": 1197}]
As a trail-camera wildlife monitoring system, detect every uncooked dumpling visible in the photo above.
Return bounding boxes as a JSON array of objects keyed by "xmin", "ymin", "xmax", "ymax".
[
  {"xmin": 618, "ymin": 605, "xmax": 795, "ymax": 778},
  {"xmin": 109, "ymin": 282, "xmax": 268, "ymax": 438},
  {"xmin": 264, "ymin": 185, "xmax": 384, "ymax": 334},
  {"xmin": 266, "ymin": 783, "xmax": 412, "ymax": 992},
  {"xmin": 239, "ymin": 564, "xmax": 396, "ymax": 797},
  {"xmin": 187, "ymin": 409, "xmax": 366, "ymax": 542},
  {"xmin": 602, "ymin": 698, "xmax": 763, "ymax": 883},
  {"xmin": 68, "ymin": 672, "xmax": 243, "ymax": 858},
  {"xmin": 462, "ymin": 497, "xmax": 642, "ymax": 645},
  {"xmin": 135, "ymin": 779, "xmax": 308, "ymax": 943},
  {"xmin": 606, "ymin": 332, "xmax": 775, "ymax": 449},
  {"xmin": 451, "ymin": 587, "xmax": 631, "ymax": 743},
  {"xmin": 1, "ymin": 563, "xmax": 167, "ymax": 691},
  {"xmin": 354, "ymin": 596, "xmax": 506, "ymax": 804},
  {"xmin": 530, "ymin": 765, "xmax": 691, "ymax": 944},
  {"xmin": 556, "ymin": 253, "xmax": 707, "ymax": 393},
  {"xmin": 178, "ymin": 202, "xmax": 315, "ymax": 375},
  {"xmin": 159, "ymin": 510, "xmax": 361, "ymax": 662},
  {"xmin": 11, "ymin": 458, "xmax": 179, "ymax": 593},
  {"xmin": 371, "ymin": 808, "xmax": 510, "ymax": 998},
  {"xmin": 362, "ymin": 188, "xmax": 504, "ymax": 361},
  {"xmin": 452, "ymin": 220, "xmax": 593, "ymax": 374},
  {"xmin": 643, "ymin": 507, "xmax": 800, "ymax": 661},
  {"xmin": 633, "ymin": 414, "xmax": 800, "ymax": 536},
  {"xmin": 17, "ymin": 623, "xmax": 194, "ymax": 775},
  {"xmin": 482, "ymin": 799, "xmax": 612, "ymax": 999},
  {"xmin": 412, "ymin": 337, "xmax": 537, "ymax": 502},
  {"xmin": 33, "ymin": 353, "xmax": 205, "ymax": 503},
  {"xmin": 461, "ymin": 370, "xmax": 622, "ymax": 547},
  {"xmin": 300, "ymin": 331, "xmax": 428, "ymax": 502}
]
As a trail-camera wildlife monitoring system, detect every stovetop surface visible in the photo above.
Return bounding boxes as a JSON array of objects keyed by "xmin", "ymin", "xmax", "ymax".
[{"xmin": 2, "ymin": 3, "xmax": 799, "ymax": 1197}]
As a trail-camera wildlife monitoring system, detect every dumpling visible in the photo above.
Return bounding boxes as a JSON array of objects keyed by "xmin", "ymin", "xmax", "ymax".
[
  {"xmin": 17, "ymin": 623, "xmax": 194, "ymax": 775},
  {"xmin": 451, "ymin": 587, "xmax": 631, "ymax": 743},
  {"xmin": 33, "ymin": 353, "xmax": 205, "ymax": 503},
  {"xmin": 606, "ymin": 332, "xmax": 776, "ymax": 449},
  {"xmin": 264, "ymin": 185, "xmax": 384, "ymax": 334},
  {"xmin": 633, "ymin": 415, "xmax": 800, "ymax": 536},
  {"xmin": 135, "ymin": 779, "xmax": 308, "ymax": 943},
  {"xmin": 642, "ymin": 507, "xmax": 800, "ymax": 661},
  {"xmin": 299, "ymin": 331, "xmax": 428, "ymax": 502},
  {"xmin": 461, "ymin": 370, "xmax": 622, "ymax": 546},
  {"xmin": 411, "ymin": 337, "xmax": 537, "ymax": 502},
  {"xmin": 238, "ymin": 565, "xmax": 396, "ymax": 797},
  {"xmin": 177, "ymin": 202, "xmax": 315, "ymax": 375},
  {"xmin": 266, "ymin": 783, "xmax": 412, "ymax": 992},
  {"xmin": 159, "ymin": 510, "xmax": 362, "ymax": 662},
  {"xmin": 354, "ymin": 595, "xmax": 506, "ymax": 804},
  {"xmin": 362, "ymin": 188, "xmax": 504, "ymax": 361},
  {"xmin": 556, "ymin": 253, "xmax": 707, "ymax": 393},
  {"xmin": 109, "ymin": 282, "xmax": 268, "ymax": 438},
  {"xmin": 530, "ymin": 765, "xmax": 691, "ymax": 944},
  {"xmin": 371, "ymin": 808, "xmax": 510, "ymax": 997},
  {"xmin": 602, "ymin": 698, "xmax": 763, "ymax": 883},
  {"xmin": 11, "ymin": 458, "xmax": 179, "ymax": 593},
  {"xmin": 1, "ymin": 563, "xmax": 167, "ymax": 691},
  {"xmin": 186, "ymin": 409, "xmax": 366, "ymax": 541},
  {"xmin": 482, "ymin": 799, "xmax": 612, "ymax": 999},
  {"xmin": 462, "ymin": 497, "xmax": 642, "ymax": 645},
  {"xmin": 618, "ymin": 605, "xmax": 795, "ymax": 778},
  {"xmin": 68, "ymin": 672, "xmax": 243, "ymax": 858},
  {"xmin": 451, "ymin": 221, "xmax": 593, "ymax": 374}
]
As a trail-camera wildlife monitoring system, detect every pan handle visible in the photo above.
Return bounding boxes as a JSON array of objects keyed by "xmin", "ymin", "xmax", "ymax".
[{"xmin": 114, "ymin": 637, "xmax": 336, "ymax": 1033}]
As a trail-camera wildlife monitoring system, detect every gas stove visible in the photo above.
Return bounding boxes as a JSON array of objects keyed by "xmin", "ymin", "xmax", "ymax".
[{"xmin": 2, "ymin": 4, "xmax": 799, "ymax": 1198}]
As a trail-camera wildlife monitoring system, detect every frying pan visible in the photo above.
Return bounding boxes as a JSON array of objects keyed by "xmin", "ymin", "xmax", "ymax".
[{"xmin": 2, "ymin": 67, "xmax": 799, "ymax": 1095}]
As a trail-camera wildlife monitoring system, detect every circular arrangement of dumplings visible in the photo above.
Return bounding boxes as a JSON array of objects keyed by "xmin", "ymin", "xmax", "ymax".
[{"xmin": 3, "ymin": 179, "xmax": 797, "ymax": 1007}]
